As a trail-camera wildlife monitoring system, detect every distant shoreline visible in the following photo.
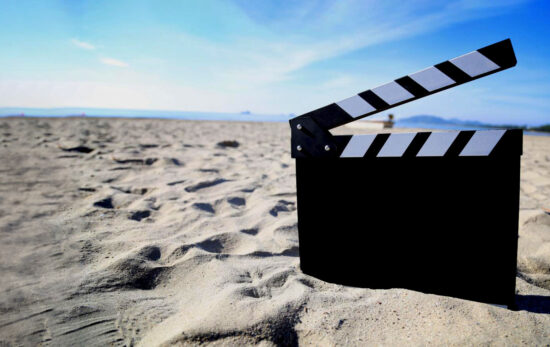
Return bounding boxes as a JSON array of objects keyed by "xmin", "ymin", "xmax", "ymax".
[
  {"xmin": 397, "ymin": 115, "xmax": 550, "ymax": 134},
  {"xmin": 3, "ymin": 115, "xmax": 549, "ymax": 137}
]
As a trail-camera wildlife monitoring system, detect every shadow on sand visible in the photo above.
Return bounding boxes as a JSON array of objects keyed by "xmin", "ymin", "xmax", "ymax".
[{"xmin": 514, "ymin": 295, "xmax": 550, "ymax": 314}]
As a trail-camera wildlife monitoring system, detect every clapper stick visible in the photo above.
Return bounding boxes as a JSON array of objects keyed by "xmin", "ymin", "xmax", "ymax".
[
  {"xmin": 290, "ymin": 39, "xmax": 522, "ymax": 308},
  {"xmin": 290, "ymin": 39, "xmax": 517, "ymax": 158}
]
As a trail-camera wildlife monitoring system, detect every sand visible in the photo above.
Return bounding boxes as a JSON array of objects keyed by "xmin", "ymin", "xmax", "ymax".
[{"xmin": 0, "ymin": 117, "xmax": 549, "ymax": 346}]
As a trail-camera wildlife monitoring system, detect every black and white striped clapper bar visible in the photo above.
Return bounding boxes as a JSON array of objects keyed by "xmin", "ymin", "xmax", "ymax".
[{"xmin": 290, "ymin": 39, "xmax": 522, "ymax": 308}]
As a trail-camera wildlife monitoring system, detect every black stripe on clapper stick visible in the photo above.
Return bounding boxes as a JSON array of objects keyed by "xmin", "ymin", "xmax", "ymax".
[
  {"xmin": 395, "ymin": 76, "xmax": 429, "ymax": 98},
  {"xmin": 402, "ymin": 132, "xmax": 431, "ymax": 158},
  {"xmin": 434, "ymin": 61, "xmax": 471, "ymax": 84},
  {"xmin": 478, "ymin": 39, "xmax": 517, "ymax": 69},
  {"xmin": 300, "ymin": 103, "xmax": 354, "ymax": 132},
  {"xmin": 445, "ymin": 131, "xmax": 475, "ymax": 157},
  {"xmin": 358, "ymin": 90, "xmax": 390, "ymax": 110},
  {"xmin": 364, "ymin": 133, "xmax": 390, "ymax": 158}
]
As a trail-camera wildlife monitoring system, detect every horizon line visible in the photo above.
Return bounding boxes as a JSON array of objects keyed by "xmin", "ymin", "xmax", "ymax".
[{"xmin": 0, "ymin": 106, "xmax": 546, "ymax": 127}]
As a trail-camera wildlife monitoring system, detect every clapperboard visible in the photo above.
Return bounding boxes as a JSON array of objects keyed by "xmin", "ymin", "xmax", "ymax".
[{"xmin": 290, "ymin": 39, "xmax": 522, "ymax": 308}]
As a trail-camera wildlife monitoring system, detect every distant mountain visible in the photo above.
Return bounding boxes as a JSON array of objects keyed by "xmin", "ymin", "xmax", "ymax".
[
  {"xmin": 396, "ymin": 115, "xmax": 550, "ymax": 134},
  {"xmin": 448, "ymin": 118, "xmax": 486, "ymax": 126},
  {"xmin": 398, "ymin": 115, "xmax": 452, "ymax": 124},
  {"xmin": 398, "ymin": 115, "xmax": 490, "ymax": 127}
]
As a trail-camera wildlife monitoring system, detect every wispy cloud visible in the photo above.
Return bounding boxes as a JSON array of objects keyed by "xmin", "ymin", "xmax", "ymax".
[
  {"xmin": 3, "ymin": 0, "xmax": 542, "ymax": 123},
  {"xmin": 71, "ymin": 39, "xmax": 95, "ymax": 50},
  {"xmin": 224, "ymin": 0, "xmax": 530, "ymax": 86},
  {"xmin": 150, "ymin": 0, "xmax": 529, "ymax": 115},
  {"xmin": 100, "ymin": 57, "xmax": 129, "ymax": 68}
]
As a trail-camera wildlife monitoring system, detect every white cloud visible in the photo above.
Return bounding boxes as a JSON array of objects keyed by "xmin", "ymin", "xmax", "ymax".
[
  {"xmin": 100, "ymin": 57, "xmax": 129, "ymax": 68},
  {"xmin": 71, "ymin": 39, "xmax": 95, "ymax": 50}
]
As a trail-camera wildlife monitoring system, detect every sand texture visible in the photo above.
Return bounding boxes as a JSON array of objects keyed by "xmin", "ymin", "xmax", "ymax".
[{"xmin": 1, "ymin": 117, "xmax": 549, "ymax": 346}]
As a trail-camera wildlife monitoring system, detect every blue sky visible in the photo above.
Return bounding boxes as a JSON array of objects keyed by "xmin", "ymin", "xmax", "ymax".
[{"xmin": 0, "ymin": 0, "xmax": 549, "ymax": 125}]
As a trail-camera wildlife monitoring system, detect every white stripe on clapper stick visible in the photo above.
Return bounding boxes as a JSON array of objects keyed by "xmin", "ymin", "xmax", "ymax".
[
  {"xmin": 460, "ymin": 130, "xmax": 506, "ymax": 156},
  {"xmin": 450, "ymin": 51, "xmax": 500, "ymax": 77},
  {"xmin": 340, "ymin": 135, "xmax": 376, "ymax": 158},
  {"xmin": 409, "ymin": 66, "xmax": 455, "ymax": 92},
  {"xmin": 336, "ymin": 95, "xmax": 376, "ymax": 118},
  {"xmin": 377, "ymin": 133, "xmax": 417, "ymax": 157},
  {"xmin": 417, "ymin": 131, "xmax": 460, "ymax": 157},
  {"xmin": 371, "ymin": 81, "xmax": 414, "ymax": 105}
]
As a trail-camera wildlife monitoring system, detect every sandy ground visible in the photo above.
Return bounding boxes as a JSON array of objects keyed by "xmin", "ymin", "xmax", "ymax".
[{"xmin": 0, "ymin": 117, "xmax": 549, "ymax": 346}]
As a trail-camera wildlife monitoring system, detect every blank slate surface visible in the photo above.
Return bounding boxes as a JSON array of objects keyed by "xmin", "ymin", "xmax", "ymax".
[{"xmin": 295, "ymin": 130, "xmax": 522, "ymax": 307}]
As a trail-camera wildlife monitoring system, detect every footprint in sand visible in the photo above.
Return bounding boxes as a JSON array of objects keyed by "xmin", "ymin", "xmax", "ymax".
[
  {"xmin": 238, "ymin": 269, "xmax": 295, "ymax": 299},
  {"xmin": 138, "ymin": 245, "xmax": 161, "ymax": 261},
  {"xmin": 240, "ymin": 228, "xmax": 259, "ymax": 235},
  {"xmin": 269, "ymin": 200, "xmax": 295, "ymax": 217},
  {"xmin": 167, "ymin": 233, "xmax": 242, "ymax": 260},
  {"xmin": 129, "ymin": 210, "xmax": 151, "ymax": 222},
  {"xmin": 167, "ymin": 180, "xmax": 185, "ymax": 186},
  {"xmin": 185, "ymin": 179, "xmax": 227, "ymax": 193},
  {"xmin": 112, "ymin": 186, "xmax": 148, "ymax": 195},
  {"xmin": 78, "ymin": 250, "xmax": 169, "ymax": 292},
  {"xmin": 199, "ymin": 168, "xmax": 219, "ymax": 173},
  {"xmin": 58, "ymin": 144, "xmax": 94, "ymax": 153},
  {"xmin": 227, "ymin": 197, "xmax": 246, "ymax": 206},
  {"xmin": 192, "ymin": 203, "xmax": 215, "ymax": 214},
  {"xmin": 112, "ymin": 157, "xmax": 158, "ymax": 165},
  {"xmin": 93, "ymin": 197, "xmax": 114, "ymax": 209}
]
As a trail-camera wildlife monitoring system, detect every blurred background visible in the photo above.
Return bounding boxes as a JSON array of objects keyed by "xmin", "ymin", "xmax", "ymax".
[{"xmin": 1, "ymin": 0, "xmax": 549, "ymax": 130}]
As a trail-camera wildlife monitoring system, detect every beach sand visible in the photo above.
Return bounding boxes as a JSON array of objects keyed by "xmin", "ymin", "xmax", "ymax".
[{"xmin": 0, "ymin": 117, "xmax": 549, "ymax": 345}]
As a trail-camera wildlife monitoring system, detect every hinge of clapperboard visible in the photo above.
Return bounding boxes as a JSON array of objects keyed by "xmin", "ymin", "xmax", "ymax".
[{"xmin": 290, "ymin": 39, "xmax": 517, "ymax": 158}]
